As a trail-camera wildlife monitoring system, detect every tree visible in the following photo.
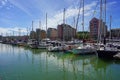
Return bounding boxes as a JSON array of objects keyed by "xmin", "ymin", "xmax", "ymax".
[{"xmin": 77, "ymin": 31, "xmax": 90, "ymax": 40}]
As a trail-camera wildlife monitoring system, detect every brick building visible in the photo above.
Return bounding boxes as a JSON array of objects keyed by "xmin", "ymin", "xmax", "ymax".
[
  {"xmin": 57, "ymin": 24, "xmax": 76, "ymax": 41},
  {"xmin": 47, "ymin": 28, "xmax": 57, "ymax": 40},
  {"xmin": 89, "ymin": 17, "xmax": 107, "ymax": 40}
]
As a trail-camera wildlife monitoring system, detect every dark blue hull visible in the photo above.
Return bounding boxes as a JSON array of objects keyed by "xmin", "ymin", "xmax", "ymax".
[{"xmin": 97, "ymin": 50, "xmax": 118, "ymax": 59}]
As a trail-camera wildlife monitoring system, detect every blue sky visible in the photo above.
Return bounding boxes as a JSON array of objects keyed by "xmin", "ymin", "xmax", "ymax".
[{"xmin": 0, "ymin": 0, "xmax": 119, "ymax": 36}]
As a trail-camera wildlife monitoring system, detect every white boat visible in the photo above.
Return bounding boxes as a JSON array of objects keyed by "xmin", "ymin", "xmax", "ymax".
[
  {"xmin": 48, "ymin": 46, "xmax": 63, "ymax": 52},
  {"xmin": 47, "ymin": 41, "xmax": 65, "ymax": 52},
  {"xmin": 17, "ymin": 40, "xmax": 26, "ymax": 46},
  {"xmin": 38, "ymin": 42, "xmax": 50, "ymax": 49},
  {"xmin": 38, "ymin": 38, "xmax": 51, "ymax": 49},
  {"xmin": 27, "ymin": 39, "xmax": 38, "ymax": 49},
  {"xmin": 72, "ymin": 44, "xmax": 96, "ymax": 55}
]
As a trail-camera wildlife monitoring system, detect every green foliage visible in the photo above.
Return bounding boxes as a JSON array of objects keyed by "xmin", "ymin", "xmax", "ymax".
[{"xmin": 77, "ymin": 31, "xmax": 90, "ymax": 39}]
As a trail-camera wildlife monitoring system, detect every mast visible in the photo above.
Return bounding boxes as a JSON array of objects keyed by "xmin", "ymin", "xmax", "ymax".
[
  {"xmin": 73, "ymin": 17, "xmax": 76, "ymax": 28},
  {"xmin": 104, "ymin": 0, "xmax": 106, "ymax": 26},
  {"xmin": 26, "ymin": 27, "xmax": 29, "ymax": 40},
  {"xmin": 13, "ymin": 31, "xmax": 14, "ymax": 37},
  {"xmin": 63, "ymin": 8, "xmax": 66, "ymax": 41},
  {"xmin": 100, "ymin": 0, "xmax": 102, "ymax": 43},
  {"xmin": 73, "ymin": 17, "xmax": 76, "ymax": 39},
  {"xmin": 98, "ymin": 0, "xmax": 103, "ymax": 43},
  {"xmin": 103, "ymin": 0, "xmax": 106, "ymax": 45},
  {"xmin": 39, "ymin": 21, "xmax": 41, "ymax": 29},
  {"xmin": 18, "ymin": 29, "xmax": 21, "ymax": 37},
  {"xmin": 32, "ymin": 21, "xmax": 34, "ymax": 31},
  {"xmin": 17, "ymin": 29, "xmax": 21, "ymax": 40},
  {"xmin": 39, "ymin": 21, "xmax": 41, "ymax": 41},
  {"xmin": 46, "ymin": 13, "xmax": 47, "ymax": 38},
  {"xmin": 109, "ymin": 15, "xmax": 112, "ymax": 40},
  {"xmin": 27, "ymin": 27, "xmax": 28, "ymax": 37},
  {"xmin": 82, "ymin": 0, "xmax": 84, "ymax": 41},
  {"xmin": 31, "ymin": 21, "xmax": 34, "ymax": 39},
  {"xmin": 76, "ymin": 0, "xmax": 82, "ymax": 32},
  {"xmin": 63, "ymin": 8, "xmax": 65, "ymax": 24}
]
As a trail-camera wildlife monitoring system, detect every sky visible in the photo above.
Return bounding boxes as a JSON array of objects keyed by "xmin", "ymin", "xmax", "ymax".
[{"xmin": 0, "ymin": 0, "xmax": 120, "ymax": 36}]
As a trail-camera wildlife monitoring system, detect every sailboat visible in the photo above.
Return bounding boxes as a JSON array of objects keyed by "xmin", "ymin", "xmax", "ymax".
[
  {"xmin": 38, "ymin": 13, "xmax": 52, "ymax": 49},
  {"xmin": 27, "ymin": 21, "xmax": 39, "ymax": 49},
  {"xmin": 47, "ymin": 11, "xmax": 67, "ymax": 52},
  {"xmin": 72, "ymin": 0, "xmax": 96, "ymax": 55},
  {"xmin": 96, "ymin": 0, "xmax": 119, "ymax": 59}
]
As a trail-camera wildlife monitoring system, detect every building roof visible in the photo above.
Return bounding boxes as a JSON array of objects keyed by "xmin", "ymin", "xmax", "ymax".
[
  {"xmin": 90, "ymin": 17, "xmax": 99, "ymax": 23},
  {"xmin": 58, "ymin": 23, "xmax": 76, "ymax": 30},
  {"xmin": 111, "ymin": 28, "xmax": 120, "ymax": 30},
  {"xmin": 48, "ymin": 28, "xmax": 57, "ymax": 30}
]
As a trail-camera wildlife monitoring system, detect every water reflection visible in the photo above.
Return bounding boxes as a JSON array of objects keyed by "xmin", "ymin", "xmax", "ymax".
[{"xmin": 0, "ymin": 43, "xmax": 120, "ymax": 80}]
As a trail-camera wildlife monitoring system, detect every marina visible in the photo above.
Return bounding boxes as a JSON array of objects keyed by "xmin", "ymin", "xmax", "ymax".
[
  {"xmin": 0, "ymin": 43, "xmax": 120, "ymax": 80},
  {"xmin": 0, "ymin": 0, "xmax": 120, "ymax": 80}
]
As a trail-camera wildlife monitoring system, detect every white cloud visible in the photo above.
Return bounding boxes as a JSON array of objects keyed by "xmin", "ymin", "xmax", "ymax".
[
  {"xmin": 43, "ymin": 1, "xmax": 117, "ymax": 31},
  {"xmin": 0, "ymin": 0, "xmax": 8, "ymax": 7},
  {"xmin": 8, "ymin": 0, "xmax": 33, "ymax": 17},
  {"xmin": 5, "ymin": 0, "xmax": 97, "ymax": 31},
  {"xmin": 0, "ymin": 27, "xmax": 27, "ymax": 36},
  {"xmin": 64, "ymin": 0, "xmax": 79, "ymax": 5},
  {"xmin": 1, "ymin": 1, "xmax": 6, "ymax": 5},
  {"xmin": 0, "ymin": 0, "xmax": 118, "ymax": 35},
  {"xmin": 0, "ymin": 0, "xmax": 13, "ymax": 10},
  {"xmin": 108, "ymin": 1, "xmax": 117, "ymax": 6},
  {"xmin": 41, "ymin": 1, "xmax": 97, "ymax": 31}
]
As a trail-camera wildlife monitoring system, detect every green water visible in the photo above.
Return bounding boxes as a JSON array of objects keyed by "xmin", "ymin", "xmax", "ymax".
[{"xmin": 0, "ymin": 43, "xmax": 120, "ymax": 80}]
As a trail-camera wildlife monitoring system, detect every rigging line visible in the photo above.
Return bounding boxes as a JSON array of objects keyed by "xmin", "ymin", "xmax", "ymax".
[
  {"xmin": 91, "ymin": 0, "xmax": 100, "ymax": 18},
  {"xmin": 76, "ymin": 0, "xmax": 82, "ymax": 31}
]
